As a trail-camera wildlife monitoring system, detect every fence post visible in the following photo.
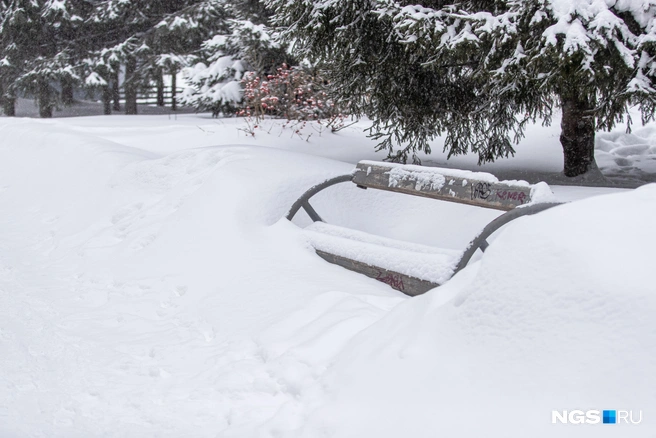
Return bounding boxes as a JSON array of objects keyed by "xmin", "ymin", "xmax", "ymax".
[{"xmin": 171, "ymin": 67, "xmax": 177, "ymax": 111}]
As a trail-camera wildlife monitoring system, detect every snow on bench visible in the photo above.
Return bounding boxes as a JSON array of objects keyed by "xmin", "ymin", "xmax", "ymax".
[
  {"xmin": 353, "ymin": 161, "xmax": 544, "ymax": 211},
  {"xmin": 288, "ymin": 160, "xmax": 558, "ymax": 296},
  {"xmin": 305, "ymin": 223, "xmax": 460, "ymax": 296}
]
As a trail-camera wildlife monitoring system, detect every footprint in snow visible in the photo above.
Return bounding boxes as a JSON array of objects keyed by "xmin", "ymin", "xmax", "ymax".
[
  {"xmin": 42, "ymin": 215, "xmax": 59, "ymax": 224},
  {"xmin": 129, "ymin": 233, "xmax": 158, "ymax": 250},
  {"xmin": 174, "ymin": 285, "xmax": 188, "ymax": 297},
  {"xmin": 111, "ymin": 202, "xmax": 144, "ymax": 225}
]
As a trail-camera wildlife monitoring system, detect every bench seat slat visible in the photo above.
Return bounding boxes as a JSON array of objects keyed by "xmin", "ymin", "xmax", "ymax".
[
  {"xmin": 315, "ymin": 250, "xmax": 439, "ymax": 296},
  {"xmin": 305, "ymin": 223, "xmax": 458, "ymax": 285},
  {"xmin": 353, "ymin": 162, "xmax": 532, "ymax": 211}
]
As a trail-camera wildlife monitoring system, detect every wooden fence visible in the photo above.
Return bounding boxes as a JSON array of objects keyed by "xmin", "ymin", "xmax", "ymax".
[{"xmin": 118, "ymin": 85, "xmax": 184, "ymax": 106}]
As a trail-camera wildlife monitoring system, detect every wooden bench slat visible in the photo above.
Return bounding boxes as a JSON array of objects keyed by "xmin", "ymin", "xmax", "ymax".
[
  {"xmin": 353, "ymin": 162, "xmax": 532, "ymax": 211},
  {"xmin": 315, "ymin": 250, "xmax": 439, "ymax": 296}
]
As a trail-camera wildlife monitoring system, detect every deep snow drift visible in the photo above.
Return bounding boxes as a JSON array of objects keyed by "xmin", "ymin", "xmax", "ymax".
[
  {"xmin": 0, "ymin": 114, "xmax": 654, "ymax": 437},
  {"xmin": 297, "ymin": 187, "xmax": 656, "ymax": 438}
]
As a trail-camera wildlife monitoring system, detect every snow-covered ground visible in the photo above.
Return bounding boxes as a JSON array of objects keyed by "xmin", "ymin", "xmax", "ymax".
[{"xmin": 0, "ymin": 113, "xmax": 654, "ymax": 437}]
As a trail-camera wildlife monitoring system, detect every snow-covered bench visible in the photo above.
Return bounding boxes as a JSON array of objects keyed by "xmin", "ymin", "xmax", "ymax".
[{"xmin": 287, "ymin": 161, "xmax": 561, "ymax": 296}]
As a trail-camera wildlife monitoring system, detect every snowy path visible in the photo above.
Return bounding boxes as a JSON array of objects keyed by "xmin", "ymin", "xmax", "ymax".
[{"xmin": 0, "ymin": 118, "xmax": 407, "ymax": 436}]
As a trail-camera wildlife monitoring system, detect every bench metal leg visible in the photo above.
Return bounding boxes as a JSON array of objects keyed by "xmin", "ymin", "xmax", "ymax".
[
  {"xmin": 287, "ymin": 174, "xmax": 354, "ymax": 222},
  {"xmin": 302, "ymin": 201, "xmax": 323, "ymax": 222}
]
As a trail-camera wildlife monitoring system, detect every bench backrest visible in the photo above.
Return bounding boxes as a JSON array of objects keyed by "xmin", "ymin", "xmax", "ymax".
[{"xmin": 352, "ymin": 161, "xmax": 533, "ymax": 211}]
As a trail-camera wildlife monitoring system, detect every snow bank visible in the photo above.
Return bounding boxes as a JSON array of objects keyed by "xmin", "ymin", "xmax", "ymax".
[
  {"xmin": 0, "ymin": 114, "xmax": 652, "ymax": 438},
  {"xmin": 596, "ymin": 123, "xmax": 656, "ymax": 181},
  {"xmin": 295, "ymin": 186, "xmax": 656, "ymax": 438},
  {"xmin": 0, "ymin": 117, "xmax": 403, "ymax": 437}
]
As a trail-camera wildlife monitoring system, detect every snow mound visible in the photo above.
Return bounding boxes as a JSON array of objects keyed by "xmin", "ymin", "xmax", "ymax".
[
  {"xmin": 296, "ymin": 186, "xmax": 656, "ymax": 438},
  {"xmin": 596, "ymin": 125, "xmax": 656, "ymax": 182}
]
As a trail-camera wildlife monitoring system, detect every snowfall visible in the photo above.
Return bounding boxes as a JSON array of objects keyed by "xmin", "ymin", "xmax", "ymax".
[{"xmin": 0, "ymin": 111, "xmax": 655, "ymax": 438}]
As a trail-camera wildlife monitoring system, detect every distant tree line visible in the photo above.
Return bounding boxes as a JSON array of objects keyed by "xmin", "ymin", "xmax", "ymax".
[{"xmin": 0, "ymin": 0, "xmax": 291, "ymax": 117}]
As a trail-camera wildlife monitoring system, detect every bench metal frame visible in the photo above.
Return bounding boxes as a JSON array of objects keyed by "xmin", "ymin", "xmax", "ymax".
[{"xmin": 287, "ymin": 170, "xmax": 562, "ymax": 296}]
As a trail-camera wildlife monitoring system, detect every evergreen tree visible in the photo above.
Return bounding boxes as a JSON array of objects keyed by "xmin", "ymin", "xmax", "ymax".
[
  {"xmin": 223, "ymin": 0, "xmax": 293, "ymax": 74},
  {"xmin": 81, "ymin": 42, "xmax": 130, "ymax": 115},
  {"xmin": 0, "ymin": 0, "xmax": 292, "ymax": 118},
  {"xmin": 181, "ymin": 0, "xmax": 294, "ymax": 114},
  {"xmin": 0, "ymin": 0, "xmax": 17, "ymax": 115},
  {"xmin": 0, "ymin": 0, "xmax": 44, "ymax": 116},
  {"xmin": 270, "ymin": 0, "xmax": 656, "ymax": 177},
  {"xmin": 85, "ymin": 0, "xmax": 232, "ymax": 113},
  {"xmin": 0, "ymin": 0, "xmax": 87, "ymax": 117},
  {"xmin": 143, "ymin": 0, "xmax": 231, "ymax": 110},
  {"xmin": 88, "ymin": 0, "xmax": 193, "ymax": 113}
]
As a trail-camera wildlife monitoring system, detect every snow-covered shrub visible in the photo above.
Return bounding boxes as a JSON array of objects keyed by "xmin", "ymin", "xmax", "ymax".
[
  {"xmin": 180, "ymin": 4, "xmax": 296, "ymax": 117},
  {"xmin": 180, "ymin": 12, "xmax": 287, "ymax": 116},
  {"xmin": 181, "ymin": 35, "xmax": 246, "ymax": 116}
]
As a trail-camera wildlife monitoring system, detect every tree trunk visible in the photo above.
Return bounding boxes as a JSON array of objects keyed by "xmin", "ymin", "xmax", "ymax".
[
  {"xmin": 124, "ymin": 57, "xmax": 138, "ymax": 115},
  {"xmin": 0, "ymin": 82, "xmax": 15, "ymax": 116},
  {"xmin": 156, "ymin": 69, "xmax": 165, "ymax": 107},
  {"xmin": 171, "ymin": 67, "xmax": 177, "ymax": 111},
  {"xmin": 61, "ymin": 77, "xmax": 74, "ymax": 106},
  {"xmin": 2, "ymin": 95, "xmax": 16, "ymax": 117},
  {"xmin": 3, "ymin": 98, "xmax": 15, "ymax": 116},
  {"xmin": 102, "ymin": 85, "xmax": 112, "ymax": 115},
  {"xmin": 560, "ymin": 95, "xmax": 596, "ymax": 177},
  {"xmin": 112, "ymin": 68, "xmax": 120, "ymax": 111},
  {"xmin": 38, "ymin": 79, "xmax": 53, "ymax": 118}
]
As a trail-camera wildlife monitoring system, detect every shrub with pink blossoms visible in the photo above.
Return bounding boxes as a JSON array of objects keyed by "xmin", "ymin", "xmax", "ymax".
[{"xmin": 239, "ymin": 64, "xmax": 348, "ymax": 132}]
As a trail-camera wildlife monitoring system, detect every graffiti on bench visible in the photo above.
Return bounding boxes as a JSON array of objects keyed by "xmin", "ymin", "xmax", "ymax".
[
  {"xmin": 376, "ymin": 270, "xmax": 405, "ymax": 292},
  {"xmin": 471, "ymin": 182, "xmax": 528, "ymax": 205},
  {"xmin": 496, "ymin": 190, "xmax": 527, "ymax": 203},
  {"xmin": 472, "ymin": 182, "xmax": 492, "ymax": 200}
]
